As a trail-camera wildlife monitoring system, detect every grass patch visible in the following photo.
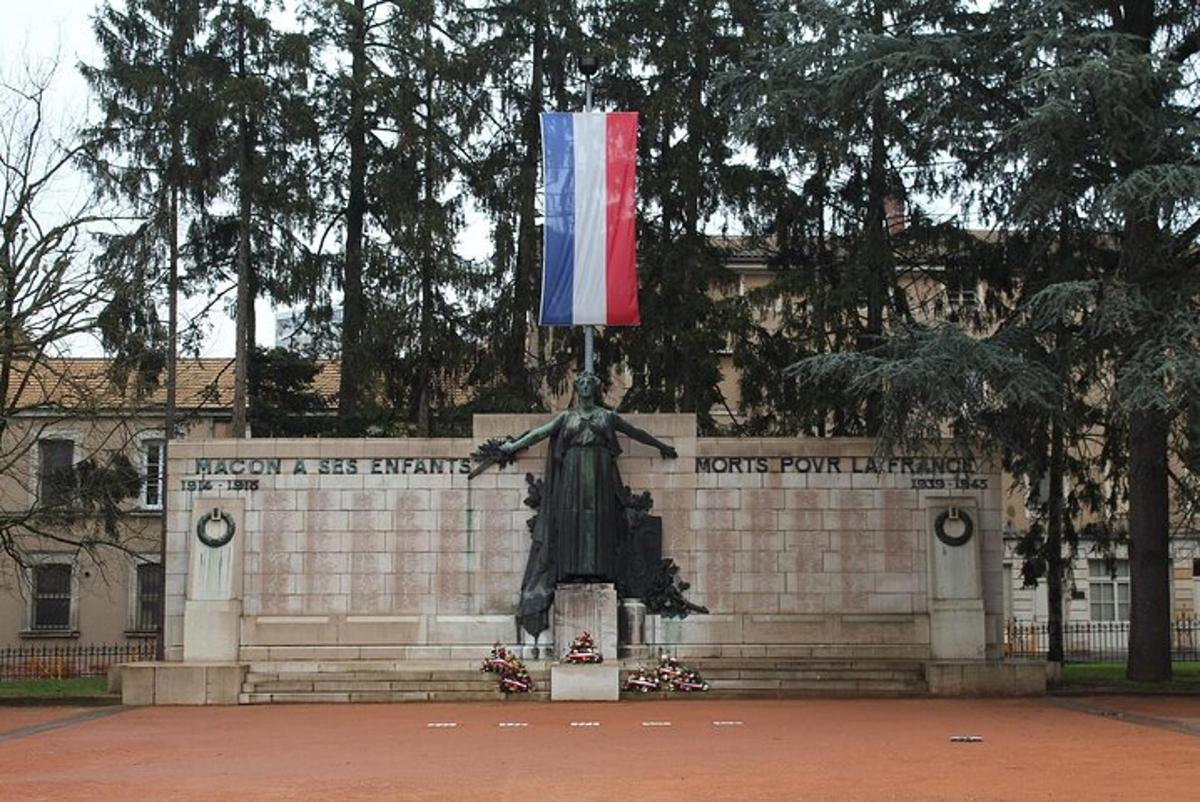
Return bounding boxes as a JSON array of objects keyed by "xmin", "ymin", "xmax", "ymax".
[
  {"xmin": 1059, "ymin": 662, "xmax": 1200, "ymax": 690},
  {"xmin": 0, "ymin": 677, "xmax": 111, "ymax": 699}
]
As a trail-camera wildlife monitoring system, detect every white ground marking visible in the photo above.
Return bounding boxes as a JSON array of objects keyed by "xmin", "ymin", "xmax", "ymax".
[
  {"xmin": 426, "ymin": 722, "xmax": 458, "ymax": 728},
  {"xmin": 498, "ymin": 722, "xmax": 529, "ymax": 728},
  {"xmin": 641, "ymin": 721, "xmax": 673, "ymax": 727},
  {"xmin": 569, "ymin": 721, "xmax": 601, "ymax": 727},
  {"xmin": 712, "ymin": 720, "xmax": 744, "ymax": 727}
]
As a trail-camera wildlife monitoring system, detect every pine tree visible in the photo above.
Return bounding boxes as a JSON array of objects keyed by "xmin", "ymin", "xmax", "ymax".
[
  {"xmin": 723, "ymin": 0, "xmax": 990, "ymax": 436},
  {"xmin": 985, "ymin": 0, "xmax": 1200, "ymax": 682},
  {"xmin": 196, "ymin": 0, "xmax": 317, "ymax": 436},
  {"xmin": 371, "ymin": 0, "xmax": 488, "ymax": 434},
  {"xmin": 586, "ymin": 0, "xmax": 765, "ymax": 429},
  {"xmin": 300, "ymin": 0, "xmax": 376, "ymax": 430},
  {"xmin": 298, "ymin": 0, "xmax": 487, "ymax": 434},
  {"xmin": 773, "ymin": 1, "xmax": 1200, "ymax": 677},
  {"xmin": 83, "ymin": 0, "xmax": 217, "ymax": 656},
  {"xmin": 466, "ymin": 0, "xmax": 580, "ymax": 408}
]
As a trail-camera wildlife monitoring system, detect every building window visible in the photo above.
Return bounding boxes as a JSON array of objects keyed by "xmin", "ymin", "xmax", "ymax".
[
  {"xmin": 1089, "ymin": 559, "xmax": 1130, "ymax": 621},
  {"xmin": 30, "ymin": 563, "xmax": 74, "ymax": 631},
  {"xmin": 142, "ymin": 439, "xmax": 165, "ymax": 509},
  {"xmin": 130, "ymin": 561, "xmax": 162, "ymax": 633},
  {"xmin": 947, "ymin": 286, "xmax": 979, "ymax": 312},
  {"xmin": 37, "ymin": 439, "xmax": 75, "ymax": 508}
]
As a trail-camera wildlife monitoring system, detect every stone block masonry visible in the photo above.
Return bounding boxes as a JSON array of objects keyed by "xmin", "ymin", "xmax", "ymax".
[{"xmin": 164, "ymin": 418, "xmax": 1005, "ymax": 663}]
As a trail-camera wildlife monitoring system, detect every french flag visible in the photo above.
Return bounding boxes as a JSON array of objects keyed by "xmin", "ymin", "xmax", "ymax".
[{"xmin": 539, "ymin": 112, "xmax": 639, "ymax": 326}]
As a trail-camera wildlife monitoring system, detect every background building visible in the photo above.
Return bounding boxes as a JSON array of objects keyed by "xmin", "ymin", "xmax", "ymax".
[{"xmin": 0, "ymin": 358, "xmax": 336, "ymax": 649}]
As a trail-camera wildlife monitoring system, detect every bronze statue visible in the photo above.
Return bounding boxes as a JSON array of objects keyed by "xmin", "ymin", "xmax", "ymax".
[{"xmin": 472, "ymin": 372, "xmax": 678, "ymax": 637}]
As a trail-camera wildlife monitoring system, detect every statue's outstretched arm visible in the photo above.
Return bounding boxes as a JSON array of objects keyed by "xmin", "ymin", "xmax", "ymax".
[
  {"xmin": 613, "ymin": 415, "xmax": 678, "ymax": 459},
  {"xmin": 501, "ymin": 416, "xmax": 559, "ymax": 454}
]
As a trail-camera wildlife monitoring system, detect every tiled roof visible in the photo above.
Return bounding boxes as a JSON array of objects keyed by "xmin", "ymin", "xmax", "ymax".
[{"xmin": 6, "ymin": 358, "xmax": 340, "ymax": 412}]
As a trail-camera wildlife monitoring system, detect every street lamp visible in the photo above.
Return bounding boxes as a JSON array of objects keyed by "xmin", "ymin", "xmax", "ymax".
[
  {"xmin": 577, "ymin": 53, "xmax": 601, "ymax": 78},
  {"xmin": 577, "ymin": 54, "xmax": 601, "ymax": 112}
]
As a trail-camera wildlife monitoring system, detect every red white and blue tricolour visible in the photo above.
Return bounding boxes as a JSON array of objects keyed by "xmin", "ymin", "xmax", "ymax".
[{"xmin": 539, "ymin": 112, "xmax": 639, "ymax": 326}]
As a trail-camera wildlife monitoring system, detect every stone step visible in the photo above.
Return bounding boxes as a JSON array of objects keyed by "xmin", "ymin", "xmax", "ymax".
[
  {"xmin": 680, "ymin": 659, "xmax": 926, "ymax": 672},
  {"xmin": 245, "ymin": 660, "xmax": 554, "ymax": 675},
  {"xmin": 245, "ymin": 679, "xmax": 543, "ymax": 693},
  {"xmin": 245, "ymin": 670, "xmax": 550, "ymax": 683},
  {"xmin": 621, "ymin": 686, "xmax": 926, "ymax": 700},
  {"xmin": 696, "ymin": 669, "xmax": 923, "ymax": 681},
  {"xmin": 235, "ymin": 657, "xmax": 930, "ymax": 703},
  {"xmin": 239, "ymin": 646, "xmax": 550, "ymax": 663},
  {"xmin": 240, "ymin": 690, "xmax": 550, "ymax": 704},
  {"xmin": 695, "ymin": 677, "xmax": 921, "ymax": 691}
]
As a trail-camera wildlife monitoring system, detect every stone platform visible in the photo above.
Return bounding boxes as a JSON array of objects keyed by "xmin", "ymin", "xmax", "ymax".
[
  {"xmin": 550, "ymin": 664, "xmax": 620, "ymax": 701},
  {"xmin": 120, "ymin": 655, "xmax": 1045, "ymax": 704}
]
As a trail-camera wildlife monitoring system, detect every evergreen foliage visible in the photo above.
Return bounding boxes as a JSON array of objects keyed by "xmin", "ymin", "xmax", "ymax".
[
  {"xmin": 247, "ymin": 347, "xmax": 332, "ymax": 436},
  {"xmin": 593, "ymin": 0, "xmax": 765, "ymax": 431},
  {"xmin": 83, "ymin": 0, "xmax": 216, "ymax": 396},
  {"xmin": 767, "ymin": 0, "xmax": 1199, "ymax": 676}
]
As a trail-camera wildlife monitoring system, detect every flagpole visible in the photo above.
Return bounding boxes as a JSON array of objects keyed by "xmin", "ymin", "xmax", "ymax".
[{"xmin": 580, "ymin": 55, "xmax": 598, "ymax": 376}]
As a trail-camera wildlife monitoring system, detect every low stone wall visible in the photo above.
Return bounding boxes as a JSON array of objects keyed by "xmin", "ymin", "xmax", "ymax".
[
  {"xmin": 122, "ymin": 662, "xmax": 246, "ymax": 705},
  {"xmin": 164, "ymin": 415, "xmax": 1005, "ymax": 663},
  {"xmin": 926, "ymin": 660, "xmax": 1048, "ymax": 696}
]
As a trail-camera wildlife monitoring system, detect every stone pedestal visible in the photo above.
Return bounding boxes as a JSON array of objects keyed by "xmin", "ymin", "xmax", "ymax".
[
  {"xmin": 618, "ymin": 598, "xmax": 647, "ymax": 659},
  {"xmin": 553, "ymin": 582, "xmax": 618, "ymax": 661},
  {"xmin": 551, "ymin": 583, "xmax": 619, "ymax": 701},
  {"xmin": 182, "ymin": 498, "xmax": 245, "ymax": 663},
  {"xmin": 550, "ymin": 664, "xmax": 620, "ymax": 701},
  {"xmin": 928, "ymin": 505, "xmax": 986, "ymax": 660},
  {"xmin": 183, "ymin": 600, "xmax": 242, "ymax": 662}
]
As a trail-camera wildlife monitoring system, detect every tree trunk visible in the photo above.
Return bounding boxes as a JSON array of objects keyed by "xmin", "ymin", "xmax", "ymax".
[
  {"xmin": 861, "ymin": 0, "xmax": 889, "ymax": 435},
  {"xmin": 157, "ymin": 182, "xmax": 180, "ymax": 660},
  {"xmin": 1045, "ymin": 418, "xmax": 1066, "ymax": 663},
  {"xmin": 338, "ymin": 0, "xmax": 369, "ymax": 431},
  {"xmin": 0, "ymin": 223, "xmax": 16, "ymax": 439},
  {"xmin": 1115, "ymin": 7, "xmax": 1173, "ymax": 683},
  {"xmin": 680, "ymin": 4, "xmax": 707, "ymax": 413},
  {"xmin": 508, "ymin": 3, "xmax": 544, "ymax": 388},
  {"xmin": 231, "ymin": 0, "xmax": 252, "ymax": 438},
  {"xmin": 415, "ymin": 16, "xmax": 435, "ymax": 436},
  {"xmin": 1127, "ymin": 407, "xmax": 1172, "ymax": 680}
]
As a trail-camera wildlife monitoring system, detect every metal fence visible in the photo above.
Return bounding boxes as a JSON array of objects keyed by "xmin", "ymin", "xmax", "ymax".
[
  {"xmin": 1005, "ymin": 619, "xmax": 1200, "ymax": 662},
  {"xmin": 0, "ymin": 642, "xmax": 158, "ymax": 681}
]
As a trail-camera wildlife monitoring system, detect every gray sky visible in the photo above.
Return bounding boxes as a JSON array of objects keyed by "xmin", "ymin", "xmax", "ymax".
[{"xmin": 1, "ymin": 0, "xmax": 276, "ymax": 358}]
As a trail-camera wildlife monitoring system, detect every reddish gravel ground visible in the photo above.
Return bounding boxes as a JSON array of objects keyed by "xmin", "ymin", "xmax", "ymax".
[{"xmin": 0, "ymin": 697, "xmax": 1197, "ymax": 801}]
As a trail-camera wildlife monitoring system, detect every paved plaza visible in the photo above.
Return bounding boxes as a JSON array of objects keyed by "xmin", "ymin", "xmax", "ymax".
[{"xmin": 0, "ymin": 697, "xmax": 1197, "ymax": 800}]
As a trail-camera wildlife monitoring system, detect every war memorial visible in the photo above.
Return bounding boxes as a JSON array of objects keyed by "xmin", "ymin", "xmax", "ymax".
[{"xmin": 120, "ymin": 391, "xmax": 1045, "ymax": 703}]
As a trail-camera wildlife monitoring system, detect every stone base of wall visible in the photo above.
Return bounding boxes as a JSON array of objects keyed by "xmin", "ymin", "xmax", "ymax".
[
  {"xmin": 925, "ymin": 660, "xmax": 1047, "ymax": 696},
  {"xmin": 121, "ymin": 662, "xmax": 247, "ymax": 705},
  {"xmin": 643, "ymin": 612, "xmax": 932, "ymax": 661},
  {"xmin": 550, "ymin": 664, "xmax": 619, "ymax": 701}
]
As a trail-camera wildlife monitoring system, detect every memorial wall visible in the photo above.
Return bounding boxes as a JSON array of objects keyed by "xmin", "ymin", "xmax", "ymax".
[{"xmin": 164, "ymin": 414, "xmax": 1005, "ymax": 664}]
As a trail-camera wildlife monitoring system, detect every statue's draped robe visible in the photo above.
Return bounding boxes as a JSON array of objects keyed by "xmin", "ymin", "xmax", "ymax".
[{"xmin": 518, "ymin": 408, "xmax": 627, "ymax": 638}]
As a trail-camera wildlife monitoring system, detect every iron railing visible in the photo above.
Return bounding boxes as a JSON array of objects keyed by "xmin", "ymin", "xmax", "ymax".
[
  {"xmin": 1005, "ymin": 618, "xmax": 1200, "ymax": 662},
  {"xmin": 0, "ymin": 641, "xmax": 158, "ymax": 681}
]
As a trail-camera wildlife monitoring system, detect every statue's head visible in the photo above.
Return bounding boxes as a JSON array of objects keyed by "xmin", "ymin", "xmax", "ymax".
[{"xmin": 574, "ymin": 372, "xmax": 601, "ymax": 403}]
